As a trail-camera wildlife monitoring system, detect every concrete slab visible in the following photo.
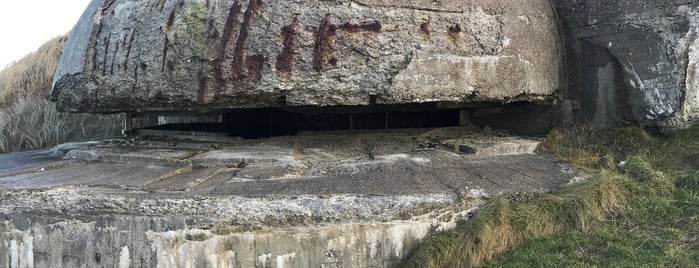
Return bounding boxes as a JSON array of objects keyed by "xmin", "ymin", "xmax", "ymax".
[
  {"xmin": 0, "ymin": 163, "xmax": 186, "ymax": 189},
  {"xmin": 0, "ymin": 150, "xmax": 73, "ymax": 178},
  {"xmin": 0, "ymin": 128, "xmax": 582, "ymax": 230},
  {"xmin": 67, "ymin": 147, "xmax": 203, "ymax": 165},
  {"xmin": 1, "ymin": 127, "xmax": 572, "ymax": 196},
  {"xmin": 144, "ymin": 167, "xmax": 225, "ymax": 192},
  {"xmin": 188, "ymin": 147, "xmax": 298, "ymax": 167},
  {"xmin": 0, "ymin": 127, "xmax": 582, "ymax": 268}
]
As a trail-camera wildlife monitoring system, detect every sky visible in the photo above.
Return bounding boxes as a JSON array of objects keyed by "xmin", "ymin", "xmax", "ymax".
[{"xmin": 0, "ymin": 0, "xmax": 92, "ymax": 70}]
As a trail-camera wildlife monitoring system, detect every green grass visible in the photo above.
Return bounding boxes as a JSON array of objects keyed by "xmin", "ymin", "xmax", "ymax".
[
  {"xmin": 402, "ymin": 126, "xmax": 699, "ymax": 267},
  {"xmin": 482, "ymin": 171, "xmax": 698, "ymax": 267}
]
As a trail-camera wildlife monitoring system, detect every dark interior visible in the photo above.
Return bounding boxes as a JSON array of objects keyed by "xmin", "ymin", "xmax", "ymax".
[{"xmin": 144, "ymin": 102, "xmax": 555, "ymax": 139}]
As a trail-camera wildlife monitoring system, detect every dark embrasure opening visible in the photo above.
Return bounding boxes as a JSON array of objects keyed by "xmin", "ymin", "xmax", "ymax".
[{"xmin": 140, "ymin": 102, "xmax": 556, "ymax": 139}]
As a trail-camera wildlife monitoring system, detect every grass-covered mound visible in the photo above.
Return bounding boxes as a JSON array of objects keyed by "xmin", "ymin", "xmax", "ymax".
[
  {"xmin": 402, "ymin": 126, "xmax": 699, "ymax": 267},
  {"xmin": 0, "ymin": 35, "xmax": 120, "ymax": 153}
]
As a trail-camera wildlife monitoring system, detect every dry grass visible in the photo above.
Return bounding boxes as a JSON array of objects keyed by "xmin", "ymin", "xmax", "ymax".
[
  {"xmin": 0, "ymin": 35, "xmax": 67, "ymax": 106},
  {"xmin": 0, "ymin": 97, "xmax": 120, "ymax": 153},
  {"xmin": 0, "ymin": 97, "xmax": 70, "ymax": 152},
  {"xmin": 536, "ymin": 126, "xmax": 653, "ymax": 171},
  {"xmin": 402, "ymin": 173, "xmax": 630, "ymax": 268},
  {"xmin": 0, "ymin": 34, "xmax": 120, "ymax": 153}
]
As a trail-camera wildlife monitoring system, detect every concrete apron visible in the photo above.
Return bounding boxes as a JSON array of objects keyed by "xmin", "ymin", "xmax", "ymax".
[{"xmin": 0, "ymin": 127, "xmax": 577, "ymax": 268}]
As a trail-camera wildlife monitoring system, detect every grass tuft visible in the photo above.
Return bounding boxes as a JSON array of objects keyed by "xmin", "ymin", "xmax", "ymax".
[
  {"xmin": 0, "ymin": 97, "xmax": 120, "ymax": 153},
  {"xmin": 402, "ymin": 173, "xmax": 631, "ymax": 267},
  {"xmin": 0, "ymin": 35, "xmax": 67, "ymax": 106},
  {"xmin": 536, "ymin": 126, "xmax": 653, "ymax": 171},
  {"xmin": 0, "ymin": 97, "xmax": 70, "ymax": 152}
]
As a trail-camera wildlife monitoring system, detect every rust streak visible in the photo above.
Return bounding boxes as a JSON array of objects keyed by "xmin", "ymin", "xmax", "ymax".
[
  {"xmin": 132, "ymin": 62, "xmax": 139, "ymax": 93},
  {"xmin": 275, "ymin": 19, "xmax": 297, "ymax": 74},
  {"xmin": 197, "ymin": 71, "xmax": 207, "ymax": 104},
  {"xmin": 110, "ymin": 42, "xmax": 120, "ymax": 75},
  {"xmin": 161, "ymin": 6, "xmax": 178, "ymax": 72},
  {"xmin": 245, "ymin": 54, "xmax": 264, "ymax": 83},
  {"xmin": 338, "ymin": 21, "xmax": 381, "ymax": 33},
  {"xmin": 213, "ymin": 0, "xmax": 242, "ymax": 91},
  {"xmin": 312, "ymin": 14, "xmax": 337, "ymax": 73},
  {"xmin": 161, "ymin": 38, "xmax": 169, "ymax": 72},
  {"xmin": 165, "ymin": 9, "xmax": 177, "ymax": 32},
  {"xmin": 231, "ymin": 0, "xmax": 263, "ymax": 79},
  {"xmin": 102, "ymin": 34, "xmax": 111, "ymax": 76},
  {"xmin": 448, "ymin": 23, "xmax": 462, "ymax": 44},
  {"xmin": 123, "ymin": 29, "xmax": 136, "ymax": 71},
  {"xmin": 420, "ymin": 21, "xmax": 430, "ymax": 37}
]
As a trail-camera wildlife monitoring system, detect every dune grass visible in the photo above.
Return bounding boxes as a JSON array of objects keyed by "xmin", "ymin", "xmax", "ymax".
[
  {"xmin": 0, "ymin": 97, "xmax": 121, "ymax": 153},
  {"xmin": 0, "ymin": 35, "xmax": 67, "ymax": 106},
  {"xmin": 401, "ymin": 126, "xmax": 699, "ymax": 267},
  {"xmin": 0, "ymin": 35, "xmax": 120, "ymax": 153},
  {"xmin": 0, "ymin": 97, "xmax": 71, "ymax": 153}
]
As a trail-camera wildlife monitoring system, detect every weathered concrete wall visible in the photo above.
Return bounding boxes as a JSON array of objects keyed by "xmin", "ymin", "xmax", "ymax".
[
  {"xmin": 0, "ymin": 201, "xmax": 470, "ymax": 268},
  {"xmin": 555, "ymin": 0, "xmax": 699, "ymax": 129},
  {"xmin": 51, "ymin": 0, "xmax": 562, "ymax": 113}
]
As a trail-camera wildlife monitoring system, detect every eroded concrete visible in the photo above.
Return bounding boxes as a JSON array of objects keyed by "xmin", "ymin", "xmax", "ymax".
[
  {"xmin": 51, "ymin": 0, "xmax": 561, "ymax": 113},
  {"xmin": 0, "ymin": 128, "xmax": 576, "ymax": 267}
]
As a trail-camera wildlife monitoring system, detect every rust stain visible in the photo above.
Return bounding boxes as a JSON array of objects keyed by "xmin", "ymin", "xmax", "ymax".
[
  {"xmin": 245, "ymin": 54, "xmax": 265, "ymax": 85},
  {"xmin": 165, "ymin": 9, "xmax": 177, "ymax": 32},
  {"xmin": 123, "ymin": 29, "xmax": 136, "ymax": 71},
  {"xmin": 162, "ymin": 7, "xmax": 178, "ymax": 72},
  {"xmin": 132, "ymin": 63, "xmax": 139, "ymax": 93},
  {"xmin": 275, "ymin": 18, "xmax": 297, "ymax": 74},
  {"xmin": 312, "ymin": 14, "xmax": 337, "ymax": 73},
  {"xmin": 213, "ymin": 0, "xmax": 242, "ymax": 91},
  {"xmin": 312, "ymin": 17, "xmax": 382, "ymax": 73},
  {"xmin": 448, "ymin": 23, "xmax": 462, "ymax": 44},
  {"xmin": 102, "ymin": 34, "xmax": 111, "ymax": 76},
  {"xmin": 420, "ymin": 21, "xmax": 430, "ymax": 37},
  {"xmin": 231, "ymin": 0, "xmax": 263, "ymax": 80},
  {"xmin": 110, "ymin": 42, "xmax": 120, "ymax": 75},
  {"xmin": 161, "ymin": 37, "xmax": 169, "ymax": 72},
  {"xmin": 197, "ymin": 71, "xmax": 207, "ymax": 104},
  {"xmin": 338, "ymin": 21, "xmax": 381, "ymax": 33}
]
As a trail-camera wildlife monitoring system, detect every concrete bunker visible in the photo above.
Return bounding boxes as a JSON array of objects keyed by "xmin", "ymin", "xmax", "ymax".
[{"xmin": 51, "ymin": 0, "xmax": 565, "ymax": 138}]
